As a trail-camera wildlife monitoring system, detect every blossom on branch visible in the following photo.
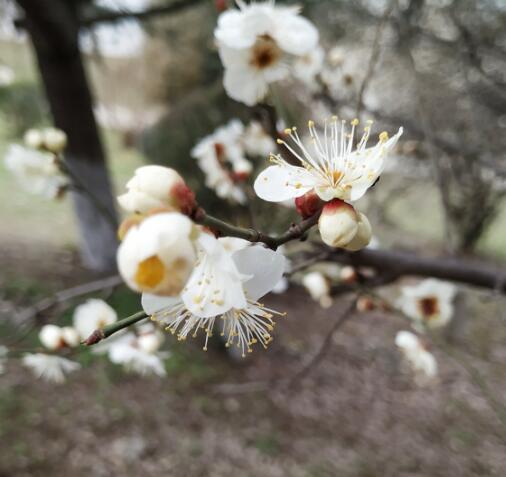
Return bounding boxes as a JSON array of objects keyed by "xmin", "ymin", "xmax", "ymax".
[
  {"xmin": 117, "ymin": 212, "xmax": 199, "ymax": 296},
  {"xmin": 73, "ymin": 299, "xmax": 118, "ymax": 341},
  {"xmin": 117, "ymin": 165, "xmax": 195, "ymax": 215},
  {"xmin": 39, "ymin": 324, "xmax": 80, "ymax": 350},
  {"xmin": 142, "ymin": 234, "xmax": 286, "ymax": 357},
  {"xmin": 254, "ymin": 118, "xmax": 402, "ymax": 203},
  {"xmin": 215, "ymin": 1, "xmax": 319, "ymax": 105},
  {"xmin": 395, "ymin": 331, "xmax": 437, "ymax": 385},
  {"xmin": 4, "ymin": 144, "xmax": 68, "ymax": 199},
  {"xmin": 191, "ymin": 120, "xmax": 251, "ymax": 204},
  {"xmin": 22, "ymin": 354, "xmax": 81, "ymax": 384},
  {"xmin": 108, "ymin": 324, "xmax": 168, "ymax": 377},
  {"xmin": 397, "ymin": 279, "xmax": 456, "ymax": 329}
]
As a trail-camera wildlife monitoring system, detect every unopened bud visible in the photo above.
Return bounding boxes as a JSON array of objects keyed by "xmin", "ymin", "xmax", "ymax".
[
  {"xmin": 42, "ymin": 128, "xmax": 67, "ymax": 154},
  {"xmin": 295, "ymin": 191, "xmax": 324, "ymax": 219},
  {"xmin": 340, "ymin": 265, "xmax": 358, "ymax": 283},
  {"xmin": 302, "ymin": 272, "xmax": 332, "ymax": 308},
  {"xmin": 61, "ymin": 327, "xmax": 80, "ymax": 347},
  {"xmin": 118, "ymin": 165, "xmax": 195, "ymax": 215},
  {"xmin": 39, "ymin": 324, "xmax": 64, "ymax": 350},
  {"xmin": 356, "ymin": 296, "xmax": 376, "ymax": 312},
  {"xmin": 24, "ymin": 128, "xmax": 44, "ymax": 149},
  {"xmin": 318, "ymin": 199, "xmax": 359, "ymax": 248},
  {"xmin": 343, "ymin": 212, "xmax": 372, "ymax": 252}
]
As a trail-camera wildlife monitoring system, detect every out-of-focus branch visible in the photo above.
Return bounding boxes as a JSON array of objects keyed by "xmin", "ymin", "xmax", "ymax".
[
  {"xmin": 14, "ymin": 275, "xmax": 123, "ymax": 325},
  {"xmin": 327, "ymin": 247, "xmax": 506, "ymax": 293},
  {"xmin": 15, "ymin": 0, "xmax": 205, "ymax": 30}
]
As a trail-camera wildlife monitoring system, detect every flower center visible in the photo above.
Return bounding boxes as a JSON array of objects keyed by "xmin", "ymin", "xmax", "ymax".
[
  {"xmin": 250, "ymin": 35, "xmax": 282, "ymax": 70},
  {"xmin": 331, "ymin": 170, "xmax": 343, "ymax": 185},
  {"xmin": 214, "ymin": 142, "xmax": 225, "ymax": 160},
  {"xmin": 135, "ymin": 255, "xmax": 166, "ymax": 289},
  {"xmin": 417, "ymin": 296, "xmax": 439, "ymax": 318}
]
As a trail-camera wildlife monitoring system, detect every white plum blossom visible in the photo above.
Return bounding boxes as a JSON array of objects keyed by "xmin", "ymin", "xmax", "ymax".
[
  {"xmin": 117, "ymin": 212, "xmax": 198, "ymax": 296},
  {"xmin": 293, "ymin": 45, "xmax": 325, "ymax": 88},
  {"xmin": 73, "ymin": 299, "xmax": 118, "ymax": 340},
  {"xmin": 302, "ymin": 271, "xmax": 332, "ymax": 308},
  {"xmin": 395, "ymin": 331, "xmax": 438, "ymax": 384},
  {"xmin": 191, "ymin": 120, "xmax": 250, "ymax": 204},
  {"xmin": 397, "ymin": 279, "xmax": 457, "ymax": 329},
  {"xmin": 215, "ymin": 1, "xmax": 319, "ymax": 105},
  {"xmin": 4, "ymin": 144, "xmax": 68, "ymax": 199},
  {"xmin": 108, "ymin": 324, "xmax": 168, "ymax": 377},
  {"xmin": 22, "ymin": 354, "xmax": 81, "ymax": 383},
  {"xmin": 254, "ymin": 118, "xmax": 402, "ymax": 203},
  {"xmin": 242, "ymin": 120, "xmax": 276, "ymax": 158},
  {"xmin": 117, "ymin": 165, "xmax": 191, "ymax": 214},
  {"xmin": 142, "ymin": 233, "xmax": 286, "ymax": 357}
]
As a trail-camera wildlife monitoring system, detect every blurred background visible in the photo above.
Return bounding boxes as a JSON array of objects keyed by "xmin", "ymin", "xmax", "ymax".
[{"xmin": 0, "ymin": 0, "xmax": 505, "ymax": 475}]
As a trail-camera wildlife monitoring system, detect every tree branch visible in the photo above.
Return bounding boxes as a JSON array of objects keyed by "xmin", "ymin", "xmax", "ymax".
[
  {"xmin": 327, "ymin": 247, "xmax": 506, "ymax": 293},
  {"xmin": 83, "ymin": 310, "xmax": 147, "ymax": 346},
  {"xmin": 193, "ymin": 207, "xmax": 322, "ymax": 250}
]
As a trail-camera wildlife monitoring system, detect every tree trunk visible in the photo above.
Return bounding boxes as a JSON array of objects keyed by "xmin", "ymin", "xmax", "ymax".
[{"xmin": 16, "ymin": 0, "xmax": 118, "ymax": 272}]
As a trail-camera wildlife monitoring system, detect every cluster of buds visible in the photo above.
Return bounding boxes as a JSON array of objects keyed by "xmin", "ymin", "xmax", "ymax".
[
  {"xmin": 24, "ymin": 127, "xmax": 68, "ymax": 155},
  {"xmin": 296, "ymin": 192, "xmax": 372, "ymax": 251},
  {"xmin": 39, "ymin": 324, "xmax": 80, "ymax": 350}
]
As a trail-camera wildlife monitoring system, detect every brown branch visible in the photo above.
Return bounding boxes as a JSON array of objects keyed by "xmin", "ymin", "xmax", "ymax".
[
  {"xmin": 193, "ymin": 207, "xmax": 322, "ymax": 250},
  {"xmin": 327, "ymin": 247, "xmax": 506, "ymax": 293}
]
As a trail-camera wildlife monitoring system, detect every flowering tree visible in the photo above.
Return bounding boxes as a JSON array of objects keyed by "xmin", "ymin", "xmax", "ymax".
[{"xmin": 2, "ymin": 0, "xmax": 506, "ymax": 409}]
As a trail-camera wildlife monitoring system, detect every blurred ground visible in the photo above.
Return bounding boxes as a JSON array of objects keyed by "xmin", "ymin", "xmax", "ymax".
[
  {"xmin": 1, "ymin": 260, "xmax": 506, "ymax": 476},
  {"xmin": 1, "ymin": 37, "xmax": 506, "ymax": 477}
]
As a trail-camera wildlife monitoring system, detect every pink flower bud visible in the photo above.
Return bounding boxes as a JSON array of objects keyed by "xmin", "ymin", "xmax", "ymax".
[
  {"xmin": 318, "ymin": 199, "xmax": 359, "ymax": 248},
  {"xmin": 295, "ymin": 191, "xmax": 324, "ymax": 219}
]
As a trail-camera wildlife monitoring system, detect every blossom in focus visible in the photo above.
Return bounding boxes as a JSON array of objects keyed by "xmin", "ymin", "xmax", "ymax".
[
  {"xmin": 142, "ymin": 234, "xmax": 286, "ymax": 357},
  {"xmin": 22, "ymin": 354, "xmax": 81, "ymax": 383},
  {"xmin": 293, "ymin": 46, "xmax": 325, "ymax": 89},
  {"xmin": 191, "ymin": 120, "xmax": 250, "ymax": 204},
  {"xmin": 108, "ymin": 324, "xmax": 168, "ymax": 376},
  {"xmin": 39, "ymin": 324, "xmax": 79, "ymax": 350},
  {"xmin": 117, "ymin": 165, "xmax": 195, "ymax": 215},
  {"xmin": 215, "ymin": 1, "xmax": 319, "ymax": 105},
  {"xmin": 302, "ymin": 271, "xmax": 332, "ymax": 308},
  {"xmin": 254, "ymin": 118, "xmax": 402, "ymax": 203},
  {"xmin": 117, "ymin": 212, "xmax": 198, "ymax": 296},
  {"xmin": 73, "ymin": 299, "xmax": 118, "ymax": 340},
  {"xmin": 397, "ymin": 279, "xmax": 456, "ymax": 329},
  {"xmin": 4, "ymin": 144, "xmax": 68, "ymax": 199},
  {"xmin": 395, "ymin": 331, "xmax": 437, "ymax": 384}
]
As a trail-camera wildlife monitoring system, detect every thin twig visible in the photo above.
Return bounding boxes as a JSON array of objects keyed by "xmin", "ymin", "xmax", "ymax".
[{"xmin": 83, "ymin": 310, "xmax": 148, "ymax": 345}]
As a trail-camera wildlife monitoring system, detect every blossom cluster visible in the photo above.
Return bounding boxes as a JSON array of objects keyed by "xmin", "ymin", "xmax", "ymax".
[
  {"xmin": 20, "ymin": 299, "xmax": 167, "ymax": 382},
  {"xmin": 191, "ymin": 119, "xmax": 275, "ymax": 203},
  {"xmin": 4, "ymin": 127, "xmax": 68, "ymax": 199}
]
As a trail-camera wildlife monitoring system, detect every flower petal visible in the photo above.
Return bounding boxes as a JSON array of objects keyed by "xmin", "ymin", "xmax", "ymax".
[
  {"xmin": 254, "ymin": 165, "xmax": 314, "ymax": 202},
  {"xmin": 142, "ymin": 293, "xmax": 180, "ymax": 315},
  {"xmin": 232, "ymin": 245, "xmax": 286, "ymax": 301}
]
